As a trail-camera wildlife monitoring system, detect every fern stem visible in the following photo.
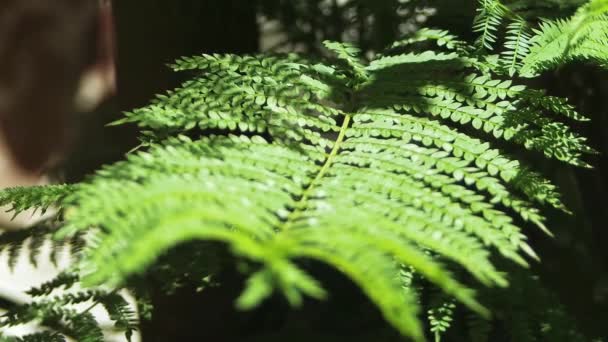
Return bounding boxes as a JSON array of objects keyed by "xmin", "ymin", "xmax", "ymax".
[
  {"xmin": 280, "ymin": 114, "xmax": 352, "ymax": 231},
  {"xmin": 81, "ymin": 300, "xmax": 101, "ymax": 315}
]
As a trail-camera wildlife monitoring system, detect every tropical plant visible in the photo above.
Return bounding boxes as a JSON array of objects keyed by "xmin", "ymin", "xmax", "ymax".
[
  {"xmin": 473, "ymin": 0, "xmax": 608, "ymax": 76},
  {"xmin": 0, "ymin": 0, "xmax": 604, "ymax": 341}
]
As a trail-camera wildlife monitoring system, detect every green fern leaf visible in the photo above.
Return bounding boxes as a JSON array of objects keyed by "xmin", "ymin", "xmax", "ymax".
[
  {"xmin": 0, "ymin": 332, "xmax": 66, "ymax": 342},
  {"xmin": 323, "ymin": 41, "xmax": 369, "ymax": 86},
  {"xmin": 0, "ymin": 287, "xmax": 135, "ymax": 342},
  {"xmin": 10, "ymin": 33, "xmax": 588, "ymax": 341},
  {"xmin": 26, "ymin": 272, "xmax": 80, "ymax": 297},
  {"xmin": 0, "ymin": 185, "xmax": 75, "ymax": 220},
  {"xmin": 520, "ymin": 1, "xmax": 608, "ymax": 76},
  {"xmin": 500, "ymin": 17, "xmax": 533, "ymax": 76},
  {"xmin": 388, "ymin": 28, "xmax": 470, "ymax": 53},
  {"xmin": 99, "ymin": 293, "xmax": 138, "ymax": 342},
  {"xmin": 428, "ymin": 298, "xmax": 456, "ymax": 342},
  {"xmin": 0, "ymin": 222, "xmax": 80, "ymax": 270},
  {"xmin": 473, "ymin": 0, "xmax": 508, "ymax": 50}
]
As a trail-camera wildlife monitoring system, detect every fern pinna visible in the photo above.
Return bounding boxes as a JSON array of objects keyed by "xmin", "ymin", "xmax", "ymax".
[{"xmin": 0, "ymin": 31, "xmax": 593, "ymax": 340}]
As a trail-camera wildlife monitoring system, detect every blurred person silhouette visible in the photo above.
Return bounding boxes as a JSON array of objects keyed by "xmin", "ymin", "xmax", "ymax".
[
  {"xmin": 0, "ymin": 3, "xmax": 138, "ymax": 341},
  {"xmin": 0, "ymin": 0, "xmax": 116, "ymax": 172},
  {"xmin": 0, "ymin": 0, "xmax": 115, "ymax": 228}
]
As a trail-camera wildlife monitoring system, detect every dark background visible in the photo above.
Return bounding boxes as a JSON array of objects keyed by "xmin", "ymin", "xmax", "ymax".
[{"xmin": 68, "ymin": 1, "xmax": 607, "ymax": 340}]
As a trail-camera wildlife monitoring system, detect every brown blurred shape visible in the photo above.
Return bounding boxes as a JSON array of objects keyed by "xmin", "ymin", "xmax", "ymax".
[{"xmin": 0, "ymin": 0, "xmax": 116, "ymax": 174}]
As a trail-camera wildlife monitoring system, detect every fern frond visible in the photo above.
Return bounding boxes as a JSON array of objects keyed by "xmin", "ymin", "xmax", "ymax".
[
  {"xmin": 0, "ymin": 222, "xmax": 81, "ymax": 270},
  {"xmin": 473, "ymin": 0, "xmax": 508, "ymax": 50},
  {"xmin": 279, "ymin": 233, "xmax": 428, "ymax": 340},
  {"xmin": 474, "ymin": 0, "xmax": 608, "ymax": 76},
  {"xmin": 520, "ymin": 1, "xmax": 608, "ymax": 76},
  {"xmin": 323, "ymin": 41, "xmax": 369, "ymax": 86},
  {"xmin": 427, "ymin": 297, "xmax": 456, "ymax": 342},
  {"xmin": 500, "ymin": 17, "xmax": 533, "ymax": 76},
  {"xmin": 0, "ymin": 331, "xmax": 66, "ymax": 342},
  {"xmin": 569, "ymin": 0, "xmax": 608, "ymax": 42},
  {"xmin": 26, "ymin": 272, "xmax": 80, "ymax": 297},
  {"xmin": 363, "ymin": 53, "xmax": 594, "ymax": 169},
  {"xmin": 1, "ymin": 300, "xmax": 103, "ymax": 342},
  {"xmin": 115, "ymin": 54, "xmax": 339, "ymax": 152},
  {"xmin": 520, "ymin": 90, "xmax": 590, "ymax": 121},
  {"xmin": 67, "ymin": 312, "xmax": 104, "ymax": 342},
  {"xmin": 0, "ymin": 287, "xmax": 135, "ymax": 342},
  {"xmin": 29, "ymin": 33, "xmax": 590, "ymax": 341},
  {"xmin": 98, "ymin": 293, "xmax": 138, "ymax": 342},
  {"xmin": 0, "ymin": 185, "xmax": 74, "ymax": 220},
  {"xmin": 388, "ymin": 28, "xmax": 469, "ymax": 53}
]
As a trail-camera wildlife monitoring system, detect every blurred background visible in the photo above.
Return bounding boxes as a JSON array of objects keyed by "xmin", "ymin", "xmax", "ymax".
[{"xmin": 1, "ymin": 0, "xmax": 606, "ymax": 340}]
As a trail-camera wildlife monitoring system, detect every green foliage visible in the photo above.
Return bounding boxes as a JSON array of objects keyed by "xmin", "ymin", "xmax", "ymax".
[
  {"xmin": 520, "ymin": 0, "xmax": 608, "ymax": 76},
  {"xmin": 0, "ymin": 272, "xmax": 136, "ymax": 342},
  {"xmin": 0, "ymin": 222, "xmax": 83, "ymax": 270},
  {"xmin": 473, "ymin": 0, "xmax": 508, "ymax": 50},
  {"xmin": 98, "ymin": 293, "xmax": 138, "ymax": 341},
  {"xmin": 0, "ymin": 185, "xmax": 74, "ymax": 220},
  {"xmin": 470, "ymin": 0, "xmax": 608, "ymax": 76},
  {"xmin": 0, "ymin": 1, "xmax": 603, "ymax": 340},
  {"xmin": 1, "ymin": 331, "xmax": 66, "ymax": 342},
  {"xmin": 427, "ymin": 297, "xmax": 456, "ymax": 342},
  {"xmin": 500, "ymin": 17, "xmax": 533, "ymax": 75},
  {"xmin": 389, "ymin": 28, "xmax": 469, "ymax": 53}
]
